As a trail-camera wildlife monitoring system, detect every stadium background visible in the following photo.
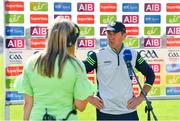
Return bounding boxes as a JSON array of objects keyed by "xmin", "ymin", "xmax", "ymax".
[{"xmin": 0, "ymin": 0, "xmax": 180, "ymax": 120}]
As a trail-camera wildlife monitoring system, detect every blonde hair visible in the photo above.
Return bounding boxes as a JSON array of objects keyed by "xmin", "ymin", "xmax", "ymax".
[{"xmin": 34, "ymin": 18, "xmax": 82, "ymax": 78}]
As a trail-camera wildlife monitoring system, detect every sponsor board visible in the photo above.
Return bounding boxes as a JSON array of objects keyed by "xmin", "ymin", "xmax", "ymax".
[
  {"xmin": 79, "ymin": 26, "xmax": 94, "ymax": 36},
  {"xmin": 6, "ymin": 91, "xmax": 24, "ymax": 101},
  {"xmin": 144, "ymin": 3, "xmax": 161, "ymax": 12},
  {"xmin": 30, "ymin": 26, "xmax": 47, "ymax": 36},
  {"xmin": 54, "ymin": 14, "xmax": 71, "ymax": 20},
  {"xmin": 30, "ymin": 2, "xmax": 48, "ymax": 11},
  {"xmin": 30, "ymin": 38, "xmax": 46, "ymax": 49},
  {"xmin": 100, "ymin": 39, "xmax": 108, "ymax": 48},
  {"xmin": 126, "ymin": 27, "xmax": 139, "ymax": 35},
  {"xmin": 77, "ymin": 38, "xmax": 95, "ymax": 48},
  {"xmin": 144, "ymin": 27, "xmax": 161, "ymax": 35},
  {"xmin": 6, "ymin": 26, "xmax": 24, "ymax": 36},
  {"xmin": 144, "ymin": 38, "xmax": 161, "ymax": 48},
  {"xmin": 77, "ymin": 3, "xmax": 94, "ymax": 12},
  {"xmin": 122, "ymin": 3, "xmax": 139, "ymax": 12},
  {"xmin": 6, "ymin": 38, "xmax": 25, "ymax": 49},
  {"xmin": 167, "ymin": 3, "xmax": 180, "ymax": 12},
  {"xmin": 166, "ymin": 75, "xmax": 180, "ymax": 84},
  {"xmin": 100, "ymin": 15, "xmax": 117, "ymax": 24},
  {"xmin": 5, "ymin": 1, "xmax": 24, "ymax": 11},
  {"xmin": 77, "ymin": 15, "xmax": 94, "ymax": 24},
  {"xmin": 150, "ymin": 87, "xmax": 161, "ymax": 96},
  {"xmin": 122, "ymin": 15, "xmax": 139, "ymax": 24},
  {"xmin": 123, "ymin": 37, "xmax": 139, "ymax": 48},
  {"xmin": 5, "ymin": 14, "xmax": 24, "ymax": 24},
  {"xmin": 30, "ymin": 14, "xmax": 48, "ymax": 24},
  {"xmin": 166, "ymin": 87, "xmax": 180, "ymax": 95},
  {"xmin": 144, "ymin": 15, "xmax": 161, "ymax": 24},
  {"xmin": 166, "ymin": 15, "xmax": 180, "ymax": 24},
  {"xmin": 100, "ymin": 3, "xmax": 117, "ymax": 12},
  {"xmin": 166, "ymin": 38, "xmax": 180, "ymax": 47},
  {"xmin": 166, "ymin": 26, "xmax": 180, "ymax": 35},
  {"xmin": 54, "ymin": 2, "xmax": 71, "ymax": 12}
]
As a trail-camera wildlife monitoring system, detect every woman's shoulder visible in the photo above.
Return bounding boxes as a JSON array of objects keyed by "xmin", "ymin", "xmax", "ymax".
[
  {"xmin": 72, "ymin": 57, "xmax": 85, "ymax": 67},
  {"xmin": 24, "ymin": 51, "xmax": 42, "ymax": 69}
]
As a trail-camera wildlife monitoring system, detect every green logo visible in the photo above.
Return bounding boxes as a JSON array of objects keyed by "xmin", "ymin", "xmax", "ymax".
[
  {"xmin": 166, "ymin": 75, "xmax": 180, "ymax": 84},
  {"xmin": 30, "ymin": 2, "xmax": 48, "ymax": 11},
  {"xmin": 123, "ymin": 37, "xmax": 139, "ymax": 48},
  {"xmin": 144, "ymin": 27, "xmax": 161, "ymax": 35},
  {"xmin": 100, "ymin": 15, "xmax": 117, "ymax": 24},
  {"xmin": 149, "ymin": 87, "xmax": 160, "ymax": 96},
  {"xmin": 79, "ymin": 26, "xmax": 94, "ymax": 36},
  {"xmin": 5, "ymin": 14, "xmax": 24, "ymax": 24},
  {"xmin": 6, "ymin": 78, "xmax": 15, "ymax": 90},
  {"xmin": 166, "ymin": 15, "xmax": 180, "ymax": 24}
]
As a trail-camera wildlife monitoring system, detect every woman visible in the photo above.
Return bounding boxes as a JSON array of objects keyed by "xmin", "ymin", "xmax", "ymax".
[{"xmin": 22, "ymin": 19, "xmax": 95, "ymax": 120}]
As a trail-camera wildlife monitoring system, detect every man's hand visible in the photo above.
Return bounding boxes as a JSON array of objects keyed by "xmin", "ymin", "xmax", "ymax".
[
  {"xmin": 88, "ymin": 95, "xmax": 104, "ymax": 110},
  {"xmin": 127, "ymin": 95, "xmax": 144, "ymax": 109}
]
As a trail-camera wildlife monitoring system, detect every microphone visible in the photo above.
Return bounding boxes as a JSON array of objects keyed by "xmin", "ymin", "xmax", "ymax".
[{"xmin": 123, "ymin": 49, "xmax": 133, "ymax": 80}]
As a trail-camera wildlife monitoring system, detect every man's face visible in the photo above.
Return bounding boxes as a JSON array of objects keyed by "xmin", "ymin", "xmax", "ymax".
[{"xmin": 106, "ymin": 31, "xmax": 126, "ymax": 48}]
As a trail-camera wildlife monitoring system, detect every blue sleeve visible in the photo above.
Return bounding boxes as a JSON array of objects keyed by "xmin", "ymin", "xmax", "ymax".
[
  {"xmin": 83, "ymin": 51, "xmax": 97, "ymax": 73},
  {"xmin": 135, "ymin": 53, "xmax": 155, "ymax": 86}
]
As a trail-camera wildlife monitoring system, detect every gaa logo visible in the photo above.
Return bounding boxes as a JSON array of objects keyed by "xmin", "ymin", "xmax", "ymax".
[{"xmin": 139, "ymin": 50, "xmax": 158, "ymax": 58}]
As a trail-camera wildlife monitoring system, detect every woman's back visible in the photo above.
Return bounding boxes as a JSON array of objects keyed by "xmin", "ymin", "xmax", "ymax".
[{"xmin": 22, "ymin": 55, "xmax": 93, "ymax": 120}]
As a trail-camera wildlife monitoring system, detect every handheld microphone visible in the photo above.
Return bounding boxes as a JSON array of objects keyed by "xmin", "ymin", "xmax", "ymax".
[{"xmin": 123, "ymin": 49, "xmax": 133, "ymax": 80}]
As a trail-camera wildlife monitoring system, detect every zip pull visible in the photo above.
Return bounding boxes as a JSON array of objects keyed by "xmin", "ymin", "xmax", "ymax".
[{"xmin": 45, "ymin": 108, "xmax": 48, "ymax": 114}]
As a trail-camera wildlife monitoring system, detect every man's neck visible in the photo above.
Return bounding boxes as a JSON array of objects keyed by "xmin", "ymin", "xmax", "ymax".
[{"xmin": 111, "ymin": 43, "xmax": 123, "ymax": 53}]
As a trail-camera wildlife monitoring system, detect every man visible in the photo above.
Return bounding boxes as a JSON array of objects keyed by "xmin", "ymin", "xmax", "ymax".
[{"xmin": 84, "ymin": 21, "xmax": 155, "ymax": 120}]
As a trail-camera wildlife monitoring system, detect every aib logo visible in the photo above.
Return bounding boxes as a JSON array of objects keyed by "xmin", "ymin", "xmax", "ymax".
[
  {"xmin": 54, "ymin": 14, "xmax": 71, "ymax": 20},
  {"xmin": 77, "ymin": 38, "xmax": 95, "ymax": 48},
  {"xmin": 150, "ymin": 64, "xmax": 160, "ymax": 73},
  {"xmin": 144, "ymin": 3, "xmax": 161, "ymax": 12},
  {"xmin": 122, "ymin": 15, "xmax": 139, "ymax": 24},
  {"xmin": 100, "ymin": 27, "xmax": 107, "ymax": 36},
  {"xmin": 6, "ymin": 39, "xmax": 25, "ymax": 48},
  {"xmin": 77, "ymin": 3, "xmax": 94, "ymax": 12},
  {"xmin": 139, "ymin": 50, "xmax": 158, "ymax": 58},
  {"xmin": 144, "ymin": 38, "xmax": 160, "ymax": 48},
  {"xmin": 166, "ymin": 26, "xmax": 180, "ymax": 35},
  {"xmin": 30, "ymin": 26, "xmax": 47, "ymax": 36}
]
